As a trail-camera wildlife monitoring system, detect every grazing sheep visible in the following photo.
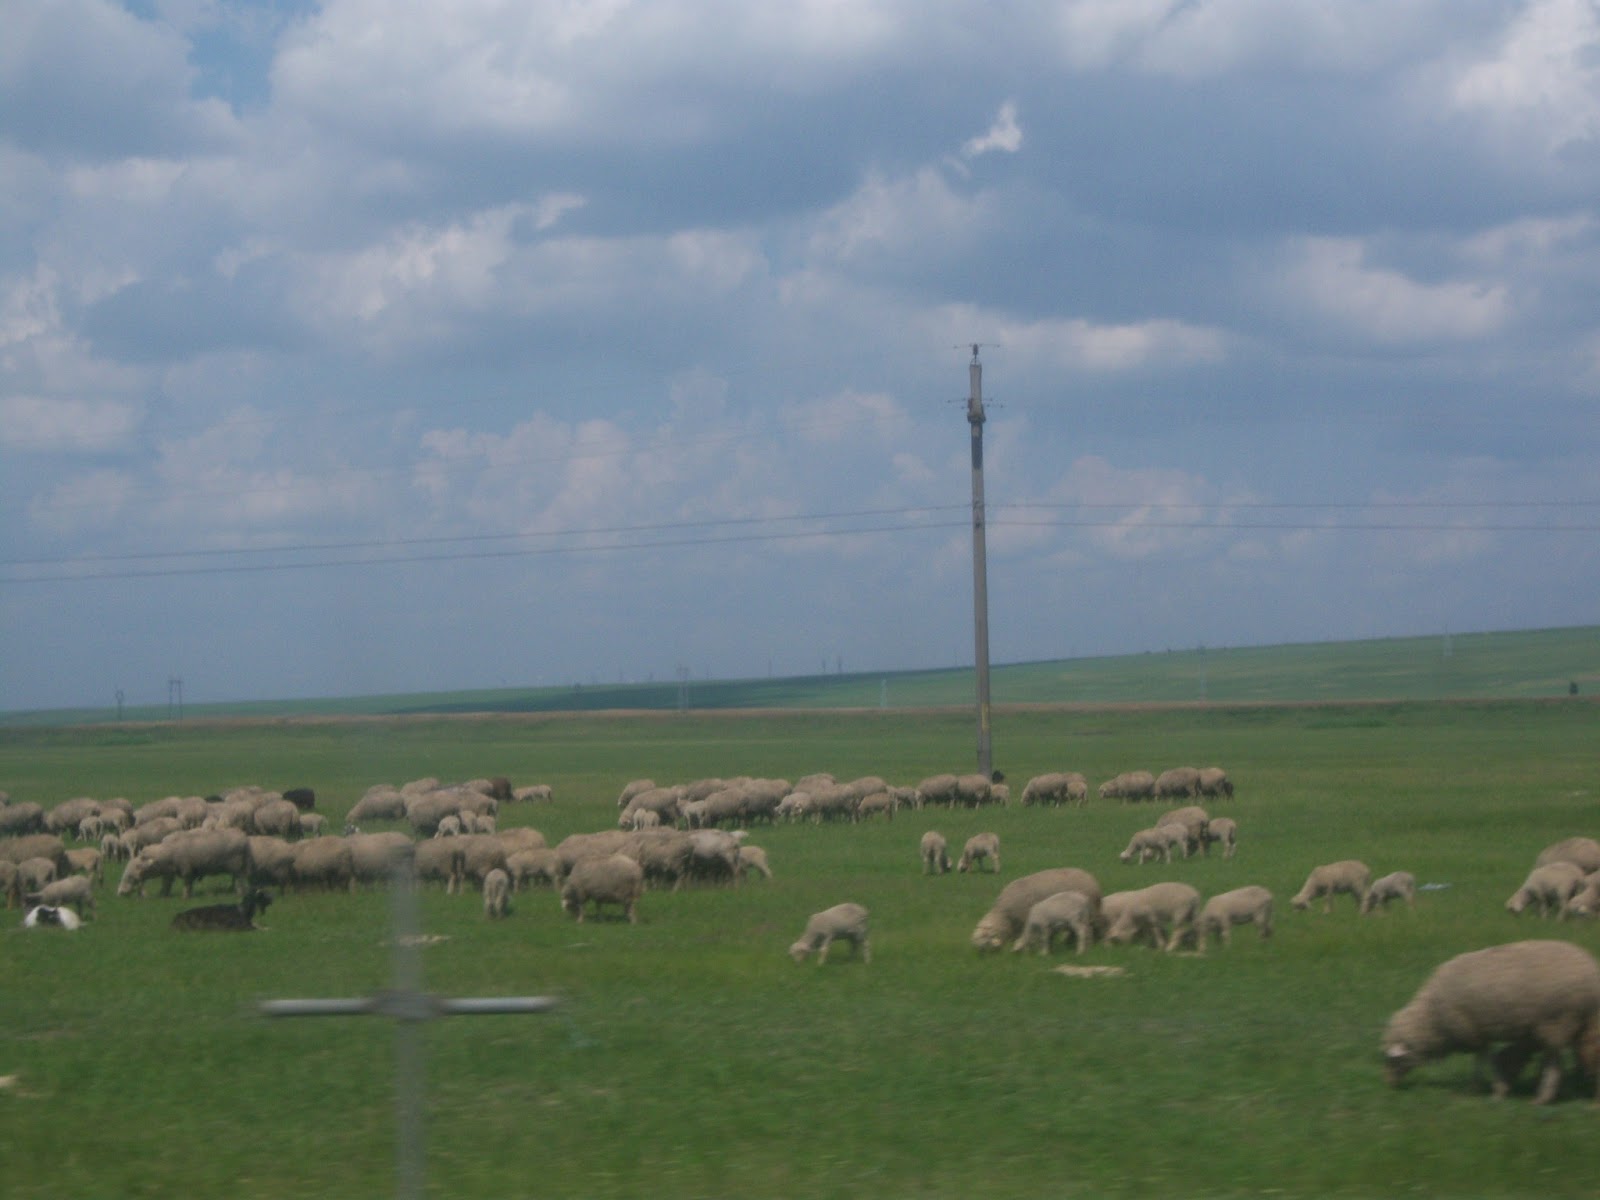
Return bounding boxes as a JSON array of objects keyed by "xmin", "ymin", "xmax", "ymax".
[
  {"xmin": 23, "ymin": 904, "xmax": 81, "ymax": 930},
  {"xmin": 1290, "ymin": 860, "xmax": 1372, "ymax": 914},
  {"xmin": 0, "ymin": 802, "xmax": 46, "ymax": 836},
  {"xmin": 0, "ymin": 834, "xmax": 71, "ymax": 879},
  {"xmin": 1119, "ymin": 827, "xmax": 1178, "ymax": 865},
  {"xmin": 1565, "ymin": 872, "xmax": 1600, "ymax": 919},
  {"xmin": 433, "ymin": 814, "xmax": 463, "ymax": 839},
  {"xmin": 298, "ymin": 813, "xmax": 326, "ymax": 838},
  {"xmin": 1020, "ymin": 772, "xmax": 1089, "ymax": 807},
  {"xmin": 628, "ymin": 808, "xmax": 661, "ymax": 831},
  {"xmin": 117, "ymin": 828, "xmax": 250, "ymax": 899},
  {"xmin": 1153, "ymin": 767, "xmax": 1202, "ymax": 800},
  {"xmin": 171, "ymin": 889, "xmax": 273, "ymax": 932},
  {"xmin": 1156, "ymin": 805, "xmax": 1209, "ymax": 849},
  {"xmin": 45, "ymin": 797, "xmax": 101, "ymax": 837},
  {"xmin": 560, "ymin": 853, "xmax": 645, "ymax": 924},
  {"xmin": 345, "ymin": 832, "xmax": 417, "ymax": 889},
  {"xmin": 1099, "ymin": 882, "xmax": 1202, "ymax": 952},
  {"xmin": 245, "ymin": 836, "xmax": 297, "ymax": 894},
  {"xmin": 513, "ymin": 784, "xmax": 554, "ymax": 805},
  {"xmin": 249, "ymin": 798, "xmax": 302, "ymax": 839},
  {"xmin": 505, "ymin": 848, "xmax": 560, "ymax": 891},
  {"xmin": 413, "ymin": 838, "xmax": 466, "ymax": 892},
  {"xmin": 1534, "ymin": 837, "xmax": 1600, "ymax": 875},
  {"xmin": 1012, "ymin": 891, "xmax": 1095, "ymax": 956},
  {"xmin": 957, "ymin": 832, "xmax": 1001, "ymax": 874},
  {"xmin": 1098, "ymin": 770, "xmax": 1155, "ymax": 803},
  {"xmin": 64, "ymin": 847, "xmax": 103, "ymax": 885},
  {"xmin": 1201, "ymin": 816, "xmax": 1238, "ymax": 859},
  {"xmin": 1197, "ymin": 766, "xmax": 1234, "ymax": 799},
  {"xmin": 290, "ymin": 838, "xmax": 354, "ymax": 892},
  {"xmin": 553, "ymin": 830, "xmax": 634, "ymax": 879},
  {"xmin": 916, "ymin": 774, "xmax": 960, "ymax": 808},
  {"xmin": 482, "ymin": 868, "xmax": 511, "ymax": 919},
  {"xmin": 615, "ymin": 778, "xmax": 656, "ymax": 809},
  {"xmin": 920, "ymin": 831, "xmax": 952, "ymax": 875},
  {"xmin": 1195, "ymin": 886, "xmax": 1274, "ymax": 953},
  {"xmin": 30, "ymin": 874, "xmax": 95, "ymax": 919},
  {"xmin": 1382, "ymin": 939, "xmax": 1600, "ymax": 1104},
  {"xmin": 1505, "ymin": 862, "xmax": 1588, "ymax": 920},
  {"xmin": 1362, "ymin": 871, "xmax": 1418, "ymax": 914},
  {"xmin": 855, "ymin": 791, "xmax": 898, "ymax": 822},
  {"xmin": 971, "ymin": 868, "xmax": 1103, "ymax": 952},
  {"xmin": 15, "ymin": 857, "xmax": 59, "ymax": 894},
  {"xmin": 347, "ymin": 787, "xmax": 408, "ymax": 825},
  {"xmin": 625, "ymin": 830, "xmax": 695, "ymax": 891},
  {"xmin": 685, "ymin": 829, "xmax": 744, "ymax": 886},
  {"xmin": 737, "ymin": 844, "xmax": 773, "ymax": 880},
  {"xmin": 788, "ymin": 903, "xmax": 871, "ymax": 965}
]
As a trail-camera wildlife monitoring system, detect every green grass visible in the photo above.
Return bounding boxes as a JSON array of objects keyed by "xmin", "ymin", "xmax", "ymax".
[
  {"xmin": 2, "ymin": 699, "xmax": 1599, "ymax": 1198},
  {"xmin": 6, "ymin": 624, "xmax": 1597, "ymax": 724}
]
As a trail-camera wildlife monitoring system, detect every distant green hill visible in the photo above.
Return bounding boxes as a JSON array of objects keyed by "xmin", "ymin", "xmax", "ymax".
[{"xmin": 5, "ymin": 625, "xmax": 1596, "ymax": 726}]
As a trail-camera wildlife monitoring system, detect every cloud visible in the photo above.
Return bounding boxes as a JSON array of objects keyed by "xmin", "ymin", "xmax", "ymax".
[
  {"xmin": 0, "ymin": 394, "xmax": 141, "ymax": 452},
  {"xmin": 1448, "ymin": 0, "xmax": 1600, "ymax": 154},
  {"xmin": 962, "ymin": 102, "xmax": 1022, "ymax": 158},
  {"xmin": 1277, "ymin": 237, "xmax": 1510, "ymax": 344}
]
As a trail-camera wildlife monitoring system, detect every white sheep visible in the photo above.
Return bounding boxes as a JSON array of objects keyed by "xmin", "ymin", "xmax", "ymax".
[
  {"xmin": 1194, "ymin": 886, "xmax": 1273, "ymax": 953},
  {"xmin": 1290, "ymin": 860, "xmax": 1371, "ymax": 913},
  {"xmin": 482, "ymin": 867, "xmax": 511, "ymax": 919},
  {"xmin": 1361, "ymin": 871, "xmax": 1417, "ymax": 914},
  {"xmin": 560, "ymin": 853, "xmax": 644, "ymax": 924},
  {"xmin": 1011, "ymin": 891, "xmax": 1095, "ymax": 956},
  {"xmin": 31, "ymin": 874, "xmax": 95, "ymax": 919},
  {"xmin": 957, "ymin": 832, "xmax": 1001, "ymax": 874},
  {"xmin": 1201, "ymin": 816, "xmax": 1238, "ymax": 858},
  {"xmin": 1505, "ymin": 862, "xmax": 1587, "ymax": 920},
  {"xmin": 737, "ymin": 845, "xmax": 772, "ymax": 880},
  {"xmin": 433, "ymin": 814, "xmax": 463, "ymax": 838},
  {"xmin": 788, "ymin": 902, "xmax": 871, "ymax": 964},
  {"xmin": 1118, "ymin": 827, "xmax": 1177, "ymax": 865},
  {"xmin": 1383, "ymin": 939, "xmax": 1600, "ymax": 1103},
  {"xmin": 1099, "ymin": 882, "xmax": 1202, "ymax": 952},
  {"xmin": 920, "ymin": 831, "xmax": 951, "ymax": 875},
  {"xmin": 971, "ymin": 868, "xmax": 1102, "ymax": 952},
  {"xmin": 1533, "ymin": 836, "xmax": 1600, "ymax": 875}
]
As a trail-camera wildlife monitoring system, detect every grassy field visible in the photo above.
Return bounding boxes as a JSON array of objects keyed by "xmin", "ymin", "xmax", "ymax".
[
  {"xmin": 6, "ymin": 624, "xmax": 1598, "ymax": 724},
  {"xmin": 2, "ymin": 698, "xmax": 1599, "ymax": 1198}
]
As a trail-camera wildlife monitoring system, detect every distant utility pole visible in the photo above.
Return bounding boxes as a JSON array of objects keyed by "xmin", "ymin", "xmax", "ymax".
[{"xmin": 964, "ymin": 344, "xmax": 993, "ymax": 779}]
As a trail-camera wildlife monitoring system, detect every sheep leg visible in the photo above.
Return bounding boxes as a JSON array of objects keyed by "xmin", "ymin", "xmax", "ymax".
[
  {"xmin": 859, "ymin": 934, "xmax": 871, "ymax": 964},
  {"xmin": 816, "ymin": 936, "xmax": 831, "ymax": 965},
  {"xmin": 1532, "ymin": 1049, "xmax": 1565, "ymax": 1105}
]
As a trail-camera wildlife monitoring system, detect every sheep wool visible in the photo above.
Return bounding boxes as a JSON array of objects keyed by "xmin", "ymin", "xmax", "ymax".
[{"xmin": 1383, "ymin": 940, "xmax": 1600, "ymax": 1104}]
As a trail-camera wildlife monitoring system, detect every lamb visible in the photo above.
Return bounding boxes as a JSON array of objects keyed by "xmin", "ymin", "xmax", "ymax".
[
  {"xmin": 433, "ymin": 814, "xmax": 463, "ymax": 838},
  {"xmin": 1505, "ymin": 862, "xmax": 1587, "ymax": 920},
  {"xmin": 64, "ymin": 847, "xmax": 103, "ymax": 884},
  {"xmin": 1194, "ymin": 886, "xmax": 1274, "ymax": 953},
  {"xmin": 737, "ymin": 844, "xmax": 772, "ymax": 880},
  {"xmin": 1290, "ymin": 860, "xmax": 1371, "ymax": 913},
  {"xmin": 1119, "ymin": 827, "xmax": 1180, "ymax": 865},
  {"xmin": 560, "ymin": 853, "xmax": 644, "ymax": 923},
  {"xmin": 788, "ymin": 902, "xmax": 871, "ymax": 964},
  {"xmin": 920, "ymin": 831, "xmax": 952, "ymax": 875},
  {"xmin": 171, "ymin": 889, "xmax": 273, "ymax": 932},
  {"xmin": 482, "ymin": 868, "xmax": 511, "ymax": 919},
  {"xmin": 957, "ymin": 832, "xmax": 1001, "ymax": 874},
  {"xmin": 29, "ymin": 874, "xmax": 95, "ymax": 919},
  {"xmin": 1361, "ymin": 871, "xmax": 1417, "ymax": 914},
  {"xmin": 1011, "ymin": 891, "xmax": 1095, "ymax": 956},
  {"xmin": 505, "ymin": 848, "xmax": 560, "ymax": 892},
  {"xmin": 1099, "ymin": 882, "xmax": 1202, "ymax": 952},
  {"xmin": 1533, "ymin": 836, "xmax": 1600, "ymax": 875},
  {"xmin": 855, "ymin": 791, "xmax": 898, "ymax": 821},
  {"xmin": 1201, "ymin": 816, "xmax": 1238, "ymax": 859},
  {"xmin": 513, "ymin": 784, "xmax": 554, "ymax": 805},
  {"xmin": 971, "ymin": 868, "xmax": 1103, "ymax": 952},
  {"xmin": 1382, "ymin": 939, "xmax": 1600, "ymax": 1103},
  {"xmin": 1156, "ymin": 805, "xmax": 1208, "ymax": 849}
]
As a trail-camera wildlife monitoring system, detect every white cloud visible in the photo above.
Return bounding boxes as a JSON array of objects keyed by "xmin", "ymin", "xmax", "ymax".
[
  {"xmin": 0, "ymin": 394, "xmax": 140, "ymax": 452},
  {"xmin": 930, "ymin": 305, "xmax": 1227, "ymax": 372},
  {"xmin": 962, "ymin": 102, "xmax": 1022, "ymax": 158},
  {"xmin": 1449, "ymin": 0, "xmax": 1600, "ymax": 154},
  {"xmin": 1278, "ymin": 237, "xmax": 1510, "ymax": 344}
]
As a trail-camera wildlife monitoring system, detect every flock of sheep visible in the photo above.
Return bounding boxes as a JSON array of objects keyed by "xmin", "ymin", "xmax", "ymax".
[{"xmin": 5, "ymin": 761, "xmax": 1599, "ymax": 1105}]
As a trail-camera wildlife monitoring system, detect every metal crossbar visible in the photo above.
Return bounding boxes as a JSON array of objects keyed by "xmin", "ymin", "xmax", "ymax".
[{"xmin": 260, "ymin": 861, "xmax": 559, "ymax": 1199}]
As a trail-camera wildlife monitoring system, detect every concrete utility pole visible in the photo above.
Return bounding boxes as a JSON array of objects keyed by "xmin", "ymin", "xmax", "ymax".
[{"xmin": 965, "ymin": 344, "xmax": 993, "ymax": 779}]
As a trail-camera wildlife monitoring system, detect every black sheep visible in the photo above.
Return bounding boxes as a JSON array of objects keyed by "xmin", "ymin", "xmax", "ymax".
[{"xmin": 171, "ymin": 889, "xmax": 273, "ymax": 932}]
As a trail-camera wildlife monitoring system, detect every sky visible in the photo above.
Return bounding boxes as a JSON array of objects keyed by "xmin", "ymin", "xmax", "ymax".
[{"xmin": 3, "ymin": 0, "xmax": 1600, "ymax": 713}]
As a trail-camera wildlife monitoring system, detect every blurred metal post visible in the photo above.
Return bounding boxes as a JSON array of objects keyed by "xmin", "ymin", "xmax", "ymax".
[
  {"xmin": 966, "ymin": 344, "xmax": 993, "ymax": 778},
  {"xmin": 260, "ymin": 860, "xmax": 559, "ymax": 1200}
]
